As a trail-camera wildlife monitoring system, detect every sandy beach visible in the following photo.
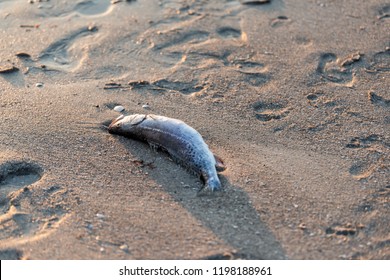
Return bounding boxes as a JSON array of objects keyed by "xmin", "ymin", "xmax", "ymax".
[{"xmin": 0, "ymin": 0, "xmax": 389, "ymax": 259}]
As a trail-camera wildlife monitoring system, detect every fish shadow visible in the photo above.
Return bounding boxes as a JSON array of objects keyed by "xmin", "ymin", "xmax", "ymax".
[{"xmin": 111, "ymin": 134, "xmax": 286, "ymax": 260}]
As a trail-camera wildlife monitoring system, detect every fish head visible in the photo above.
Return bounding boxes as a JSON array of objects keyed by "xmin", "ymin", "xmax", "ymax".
[{"xmin": 108, "ymin": 114, "xmax": 146, "ymax": 134}]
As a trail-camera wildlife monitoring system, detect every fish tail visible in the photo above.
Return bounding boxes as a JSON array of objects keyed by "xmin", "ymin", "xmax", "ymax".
[
  {"xmin": 197, "ymin": 177, "xmax": 222, "ymax": 196},
  {"xmin": 205, "ymin": 176, "xmax": 222, "ymax": 191}
]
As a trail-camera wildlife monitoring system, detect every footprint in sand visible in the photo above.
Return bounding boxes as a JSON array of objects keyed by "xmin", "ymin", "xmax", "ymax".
[
  {"xmin": 368, "ymin": 91, "xmax": 390, "ymax": 109},
  {"xmin": 238, "ymin": 71, "xmax": 268, "ymax": 86},
  {"xmin": 73, "ymin": 0, "xmax": 112, "ymax": 16},
  {"xmin": 44, "ymin": 0, "xmax": 116, "ymax": 18},
  {"xmin": 316, "ymin": 52, "xmax": 363, "ymax": 86},
  {"xmin": 152, "ymin": 30, "xmax": 210, "ymax": 51},
  {"xmin": 149, "ymin": 10, "xmax": 246, "ymax": 49},
  {"xmin": 216, "ymin": 26, "xmax": 242, "ymax": 39},
  {"xmin": 368, "ymin": 49, "xmax": 390, "ymax": 72},
  {"xmin": 115, "ymin": 78, "xmax": 205, "ymax": 95},
  {"xmin": 348, "ymin": 157, "xmax": 387, "ymax": 181},
  {"xmin": 141, "ymin": 28, "xmax": 210, "ymax": 68},
  {"xmin": 153, "ymin": 79, "xmax": 204, "ymax": 95},
  {"xmin": 0, "ymin": 161, "xmax": 42, "ymax": 240},
  {"xmin": 346, "ymin": 134, "xmax": 389, "ymax": 149},
  {"xmin": 224, "ymin": 57, "xmax": 269, "ymax": 87},
  {"xmin": 306, "ymin": 92, "xmax": 325, "ymax": 106},
  {"xmin": 219, "ymin": 51, "xmax": 269, "ymax": 87},
  {"xmin": 316, "ymin": 53, "xmax": 351, "ymax": 84},
  {"xmin": 253, "ymin": 101, "xmax": 290, "ymax": 122},
  {"xmin": 345, "ymin": 134, "xmax": 388, "ymax": 181},
  {"xmin": 217, "ymin": 27, "xmax": 269, "ymax": 87},
  {"xmin": 37, "ymin": 26, "xmax": 99, "ymax": 72},
  {"xmin": 0, "ymin": 161, "xmax": 42, "ymax": 211},
  {"xmin": 137, "ymin": 9, "xmax": 269, "ymax": 91},
  {"xmin": 0, "ymin": 160, "xmax": 68, "ymax": 246},
  {"xmin": 306, "ymin": 91, "xmax": 337, "ymax": 108},
  {"xmin": 348, "ymin": 161, "xmax": 375, "ymax": 180}
]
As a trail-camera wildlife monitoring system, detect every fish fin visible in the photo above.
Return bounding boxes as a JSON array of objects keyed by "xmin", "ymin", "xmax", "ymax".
[
  {"xmin": 197, "ymin": 176, "xmax": 223, "ymax": 195},
  {"xmin": 201, "ymin": 174, "xmax": 222, "ymax": 191},
  {"xmin": 214, "ymin": 154, "xmax": 226, "ymax": 172},
  {"xmin": 130, "ymin": 115, "xmax": 146, "ymax": 125},
  {"xmin": 148, "ymin": 114, "xmax": 158, "ymax": 120}
]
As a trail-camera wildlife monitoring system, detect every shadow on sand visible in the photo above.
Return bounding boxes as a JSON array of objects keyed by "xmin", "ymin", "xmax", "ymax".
[{"xmin": 110, "ymin": 132, "xmax": 286, "ymax": 260}]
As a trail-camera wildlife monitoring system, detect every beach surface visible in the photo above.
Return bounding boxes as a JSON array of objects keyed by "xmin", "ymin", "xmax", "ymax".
[{"xmin": 0, "ymin": 0, "xmax": 389, "ymax": 259}]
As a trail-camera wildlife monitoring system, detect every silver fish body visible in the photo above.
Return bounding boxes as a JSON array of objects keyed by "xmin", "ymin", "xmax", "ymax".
[{"xmin": 108, "ymin": 114, "xmax": 225, "ymax": 191}]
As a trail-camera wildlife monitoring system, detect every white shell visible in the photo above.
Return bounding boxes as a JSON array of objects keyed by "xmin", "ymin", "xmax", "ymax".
[{"xmin": 113, "ymin": 105, "xmax": 125, "ymax": 112}]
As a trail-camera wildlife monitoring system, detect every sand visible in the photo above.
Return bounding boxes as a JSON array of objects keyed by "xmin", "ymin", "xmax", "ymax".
[{"xmin": 0, "ymin": 0, "xmax": 389, "ymax": 260}]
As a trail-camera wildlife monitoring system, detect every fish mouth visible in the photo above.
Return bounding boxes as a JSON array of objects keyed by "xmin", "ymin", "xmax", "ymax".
[{"xmin": 108, "ymin": 115, "xmax": 125, "ymax": 131}]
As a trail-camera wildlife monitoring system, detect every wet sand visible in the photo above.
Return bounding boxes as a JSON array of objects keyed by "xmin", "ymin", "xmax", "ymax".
[{"xmin": 0, "ymin": 0, "xmax": 389, "ymax": 259}]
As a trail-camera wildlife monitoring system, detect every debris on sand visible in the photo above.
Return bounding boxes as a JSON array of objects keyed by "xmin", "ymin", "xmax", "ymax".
[
  {"xmin": 103, "ymin": 82, "xmax": 125, "ymax": 90},
  {"xmin": 0, "ymin": 64, "xmax": 19, "ymax": 74},
  {"xmin": 340, "ymin": 52, "xmax": 363, "ymax": 67},
  {"xmin": 240, "ymin": 0, "xmax": 271, "ymax": 5},
  {"xmin": 128, "ymin": 80, "xmax": 150, "ymax": 89},
  {"xmin": 15, "ymin": 52, "xmax": 32, "ymax": 59}
]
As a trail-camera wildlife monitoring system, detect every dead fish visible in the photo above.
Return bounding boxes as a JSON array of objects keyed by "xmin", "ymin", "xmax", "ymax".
[{"xmin": 108, "ymin": 114, "xmax": 226, "ymax": 191}]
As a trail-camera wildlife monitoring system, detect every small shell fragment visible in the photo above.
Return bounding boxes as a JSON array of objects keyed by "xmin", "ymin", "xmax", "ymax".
[
  {"xmin": 35, "ymin": 82, "xmax": 44, "ymax": 87},
  {"xmin": 142, "ymin": 104, "xmax": 150, "ymax": 110},
  {"xmin": 298, "ymin": 223, "xmax": 307, "ymax": 230},
  {"xmin": 96, "ymin": 213, "xmax": 105, "ymax": 219},
  {"xmin": 119, "ymin": 244, "xmax": 129, "ymax": 252},
  {"xmin": 114, "ymin": 105, "xmax": 125, "ymax": 112},
  {"xmin": 0, "ymin": 65, "xmax": 19, "ymax": 73}
]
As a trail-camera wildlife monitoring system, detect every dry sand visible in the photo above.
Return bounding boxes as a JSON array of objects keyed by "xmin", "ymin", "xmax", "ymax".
[{"xmin": 0, "ymin": 0, "xmax": 389, "ymax": 260}]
